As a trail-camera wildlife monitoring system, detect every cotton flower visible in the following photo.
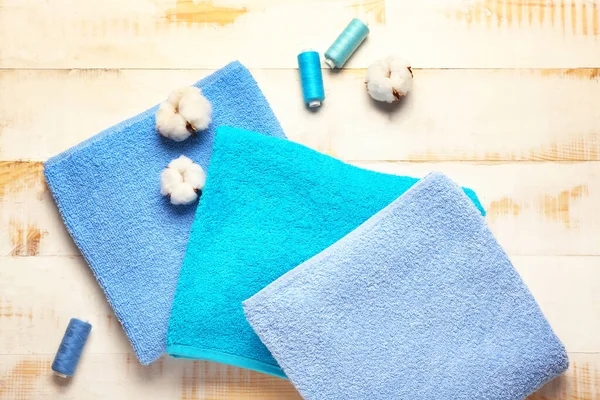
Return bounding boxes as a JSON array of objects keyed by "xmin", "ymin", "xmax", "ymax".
[
  {"xmin": 366, "ymin": 56, "xmax": 413, "ymax": 103},
  {"xmin": 160, "ymin": 155, "xmax": 206, "ymax": 205},
  {"xmin": 156, "ymin": 86, "xmax": 212, "ymax": 142}
]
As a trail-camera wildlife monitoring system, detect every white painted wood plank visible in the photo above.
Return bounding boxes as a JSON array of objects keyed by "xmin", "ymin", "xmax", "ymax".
[
  {"xmin": 0, "ymin": 354, "xmax": 301, "ymax": 399},
  {"xmin": 361, "ymin": 161, "xmax": 600, "ymax": 256},
  {"xmin": 1, "ymin": 353, "xmax": 597, "ymax": 399},
  {"xmin": 0, "ymin": 0, "xmax": 599, "ymax": 69},
  {"xmin": 0, "ymin": 68, "xmax": 599, "ymax": 161},
  {"xmin": 1, "ymin": 161, "xmax": 598, "ymax": 257},
  {"xmin": 1, "ymin": 255, "xmax": 598, "ymax": 356}
]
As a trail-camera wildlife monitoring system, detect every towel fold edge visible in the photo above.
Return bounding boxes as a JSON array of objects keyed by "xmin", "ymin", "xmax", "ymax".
[
  {"xmin": 167, "ymin": 344, "xmax": 286, "ymax": 378},
  {"xmin": 243, "ymin": 172, "xmax": 447, "ymax": 310}
]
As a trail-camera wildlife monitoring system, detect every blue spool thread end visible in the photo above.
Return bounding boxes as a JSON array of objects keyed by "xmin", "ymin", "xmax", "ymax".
[{"xmin": 325, "ymin": 18, "xmax": 369, "ymax": 69}]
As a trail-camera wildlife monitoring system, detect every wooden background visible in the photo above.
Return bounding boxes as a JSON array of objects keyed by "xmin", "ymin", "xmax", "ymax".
[{"xmin": 1, "ymin": 0, "xmax": 599, "ymax": 398}]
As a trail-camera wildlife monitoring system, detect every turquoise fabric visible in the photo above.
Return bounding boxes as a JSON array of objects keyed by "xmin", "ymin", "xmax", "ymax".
[{"xmin": 167, "ymin": 127, "xmax": 485, "ymax": 377}]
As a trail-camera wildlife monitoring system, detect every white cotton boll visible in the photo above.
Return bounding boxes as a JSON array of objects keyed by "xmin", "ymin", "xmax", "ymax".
[
  {"xmin": 388, "ymin": 56, "xmax": 413, "ymax": 97},
  {"xmin": 168, "ymin": 155, "xmax": 194, "ymax": 173},
  {"xmin": 167, "ymin": 122, "xmax": 193, "ymax": 142},
  {"xmin": 169, "ymin": 182, "xmax": 198, "ymax": 205},
  {"xmin": 366, "ymin": 56, "xmax": 413, "ymax": 103},
  {"xmin": 183, "ymin": 163, "xmax": 206, "ymax": 191},
  {"xmin": 160, "ymin": 156, "xmax": 206, "ymax": 206},
  {"xmin": 160, "ymin": 167, "xmax": 183, "ymax": 196},
  {"xmin": 156, "ymin": 103, "xmax": 191, "ymax": 141},
  {"xmin": 156, "ymin": 102, "xmax": 176, "ymax": 126},
  {"xmin": 167, "ymin": 86, "xmax": 202, "ymax": 107},
  {"xmin": 156, "ymin": 86, "xmax": 212, "ymax": 141},
  {"xmin": 178, "ymin": 92, "xmax": 212, "ymax": 132}
]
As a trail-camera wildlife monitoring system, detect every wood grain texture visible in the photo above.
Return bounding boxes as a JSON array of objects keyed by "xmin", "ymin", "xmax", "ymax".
[
  {"xmin": 4, "ymin": 160, "xmax": 600, "ymax": 258},
  {"xmin": 2, "ymin": 353, "xmax": 598, "ymax": 399},
  {"xmin": 0, "ymin": 355, "xmax": 301, "ymax": 400},
  {"xmin": 0, "ymin": 255, "xmax": 599, "ymax": 398},
  {"xmin": 0, "ymin": 255, "xmax": 598, "ymax": 355},
  {"xmin": 1, "ymin": 68, "xmax": 599, "ymax": 161},
  {"xmin": 1, "ymin": 0, "xmax": 600, "ymax": 397},
  {"xmin": 0, "ymin": 161, "xmax": 599, "ymax": 257},
  {"xmin": 0, "ymin": 0, "xmax": 599, "ymax": 69}
]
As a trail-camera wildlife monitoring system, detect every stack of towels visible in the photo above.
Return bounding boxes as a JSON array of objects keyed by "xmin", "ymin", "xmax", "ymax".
[{"xmin": 45, "ymin": 62, "xmax": 568, "ymax": 399}]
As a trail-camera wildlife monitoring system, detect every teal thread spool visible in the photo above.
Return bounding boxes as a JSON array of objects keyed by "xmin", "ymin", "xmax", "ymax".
[
  {"xmin": 324, "ymin": 18, "xmax": 370, "ymax": 69},
  {"xmin": 297, "ymin": 50, "xmax": 325, "ymax": 108}
]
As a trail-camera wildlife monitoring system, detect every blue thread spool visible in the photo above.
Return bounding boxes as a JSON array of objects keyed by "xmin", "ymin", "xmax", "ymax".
[
  {"xmin": 52, "ymin": 318, "xmax": 92, "ymax": 378},
  {"xmin": 324, "ymin": 18, "xmax": 370, "ymax": 69},
  {"xmin": 297, "ymin": 50, "xmax": 325, "ymax": 108}
]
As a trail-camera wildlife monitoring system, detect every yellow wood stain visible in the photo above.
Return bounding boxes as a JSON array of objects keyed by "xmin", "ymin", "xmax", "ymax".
[
  {"xmin": 484, "ymin": 185, "xmax": 587, "ymax": 228},
  {"xmin": 487, "ymin": 197, "xmax": 522, "ymax": 222},
  {"xmin": 495, "ymin": 0, "xmax": 504, "ymax": 26},
  {"xmin": 594, "ymin": 2, "xmax": 599, "ymax": 36},
  {"xmin": 163, "ymin": 0, "xmax": 247, "ymax": 27},
  {"xmin": 540, "ymin": 68, "xmax": 600, "ymax": 80},
  {"xmin": 571, "ymin": 0, "xmax": 577, "ymax": 35},
  {"xmin": 350, "ymin": 0, "xmax": 386, "ymax": 24},
  {"xmin": 0, "ymin": 359, "xmax": 51, "ymax": 400},
  {"xmin": 516, "ymin": 0, "xmax": 524, "ymax": 26},
  {"xmin": 179, "ymin": 361, "xmax": 300, "ymax": 399},
  {"xmin": 561, "ymin": 0, "xmax": 566, "ymax": 33},
  {"xmin": 0, "ymin": 300, "xmax": 19, "ymax": 319},
  {"xmin": 548, "ymin": 0, "xmax": 555, "ymax": 26},
  {"xmin": 446, "ymin": 0, "xmax": 599, "ymax": 35},
  {"xmin": 8, "ymin": 219, "xmax": 47, "ymax": 257},
  {"xmin": 0, "ymin": 300, "xmax": 32, "ymax": 321},
  {"xmin": 198, "ymin": 363, "xmax": 302, "ymax": 400},
  {"xmin": 180, "ymin": 360, "xmax": 200, "ymax": 400},
  {"xmin": 582, "ymin": 2, "xmax": 588, "ymax": 36},
  {"xmin": 537, "ymin": 0, "xmax": 545, "ymax": 25},
  {"xmin": 537, "ymin": 184, "xmax": 588, "ymax": 228},
  {"xmin": 0, "ymin": 162, "xmax": 44, "ymax": 200}
]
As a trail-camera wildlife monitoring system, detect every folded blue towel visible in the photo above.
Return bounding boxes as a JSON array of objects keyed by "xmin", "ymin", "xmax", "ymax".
[
  {"xmin": 167, "ymin": 128, "xmax": 485, "ymax": 377},
  {"xmin": 243, "ymin": 172, "xmax": 568, "ymax": 399},
  {"xmin": 43, "ymin": 62, "xmax": 285, "ymax": 365}
]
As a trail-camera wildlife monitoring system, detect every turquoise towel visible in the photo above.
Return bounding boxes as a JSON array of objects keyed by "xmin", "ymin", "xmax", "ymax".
[
  {"xmin": 244, "ymin": 173, "xmax": 568, "ymax": 399},
  {"xmin": 167, "ymin": 127, "xmax": 485, "ymax": 377},
  {"xmin": 43, "ymin": 62, "xmax": 285, "ymax": 365}
]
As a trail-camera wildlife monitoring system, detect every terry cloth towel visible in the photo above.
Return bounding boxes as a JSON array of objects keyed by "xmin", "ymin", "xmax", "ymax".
[
  {"xmin": 43, "ymin": 62, "xmax": 285, "ymax": 365},
  {"xmin": 167, "ymin": 128, "xmax": 486, "ymax": 378},
  {"xmin": 243, "ymin": 172, "xmax": 569, "ymax": 400}
]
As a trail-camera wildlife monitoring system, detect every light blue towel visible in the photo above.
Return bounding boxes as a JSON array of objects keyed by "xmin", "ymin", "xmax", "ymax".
[
  {"xmin": 243, "ymin": 172, "xmax": 568, "ymax": 400},
  {"xmin": 167, "ymin": 128, "xmax": 485, "ymax": 377},
  {"xmin": 43, "ymin": 62, "xmax": 285, "ymax": 365}
]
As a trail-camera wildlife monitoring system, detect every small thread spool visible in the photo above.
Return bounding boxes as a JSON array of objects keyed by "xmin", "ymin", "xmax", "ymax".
[
  {"xmin": 297, "ymin": 50, "xmax": 325, "ymax": 108},
  {"xmin": 52, "ymin": 318, "xmax": 92, "ymax": 378},
  {"xmin": 324, "ymin": 18, "xmax": 370, "ymax": 69}
]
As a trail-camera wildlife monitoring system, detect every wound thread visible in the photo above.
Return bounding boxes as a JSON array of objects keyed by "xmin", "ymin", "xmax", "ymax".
[
  {"xmin": 51, "ymin": 318, "xmax": 92, "ymax": 378},
  {"xmin": 324, "ymin": 19, "xmax": 370, "ymax": 69},
  {"xmin": 297, "ymin": 50, "xmax": 325, "ymax": 108}
]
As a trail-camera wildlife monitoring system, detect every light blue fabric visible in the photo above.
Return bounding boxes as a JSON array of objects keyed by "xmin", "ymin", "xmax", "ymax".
[
  {"xmin": 43, "ymin": 62, "xmax": 285, "ymax": 365},
  {"xmin": 167, "ymin": 128, "xmax": 485, "ymax": 377},
  {"xmin": 243, "ymin": 172, "xmax": 569, "ymax": 400}
]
